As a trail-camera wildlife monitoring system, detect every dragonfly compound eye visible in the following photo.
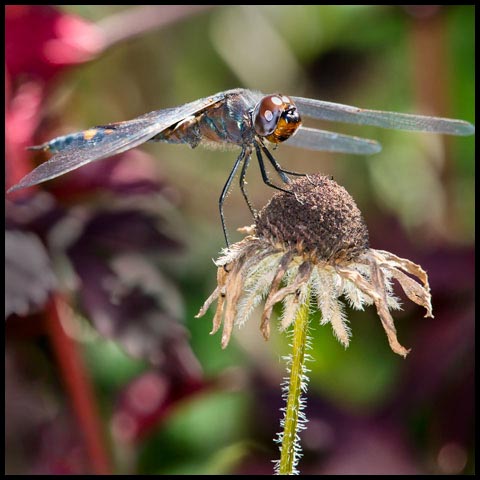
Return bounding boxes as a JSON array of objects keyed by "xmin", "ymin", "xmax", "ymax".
[{"xmin": 253, "ymin": 95, "xmax": 302, "ymax": 143}]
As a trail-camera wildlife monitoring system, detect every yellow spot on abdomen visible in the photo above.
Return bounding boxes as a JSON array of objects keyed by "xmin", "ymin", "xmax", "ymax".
[{"xmin": 83, "ymin": 129, "xmax": 98, "ymax": 140}]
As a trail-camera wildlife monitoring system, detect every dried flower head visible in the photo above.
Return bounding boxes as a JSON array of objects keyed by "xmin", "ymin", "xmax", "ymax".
[{"xmin": 196, "ymin": 174, "xmax": 433, "ymax": 357}]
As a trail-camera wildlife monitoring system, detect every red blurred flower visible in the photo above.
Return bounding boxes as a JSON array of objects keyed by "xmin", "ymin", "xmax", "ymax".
[
  {"xmin": 4, "ymin": 6, "xmax": 169, "ymax": 197},
  {"xmin": 5, "ymin": 5, "xmax": 104, "ymax": 191},
  {"xmin": 6, "ymin": 5, "xmax": 104, "ymax": 86},
  {"xmin": 5, "ymin": 80, "xmax": 44, "ymax": 189}
]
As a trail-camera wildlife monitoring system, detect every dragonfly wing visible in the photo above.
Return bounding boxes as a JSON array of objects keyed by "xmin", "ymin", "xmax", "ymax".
[
  {"xmin": 8, "ymin": 92, "xmax": 228, "ymax": 193},
  {"xmin": 292, "ymin": 96, "xmax": 475, "ymax": 136},
  {"xmin": 284, "ymin": 126, "xmax": 382, "ymax": 155},
  {"xmin": 8, "ymin": 124, "xmax": 165, "ymax": 193}
]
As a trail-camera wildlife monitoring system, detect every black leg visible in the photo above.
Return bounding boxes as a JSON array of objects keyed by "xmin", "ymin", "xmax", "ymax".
[
  {"xmin": 219, "ymin": 147, "xmax": 246, "ymax": 247},
  {"xmin": 261, "ymin": 145, "xmax": 307, "ymax": 182},
  {"xmin": 276, "ymin": 167, "xmax": 308, "ymax": 177},
  {"xmin": 239, "ymin": 148, "xmax": 256, "ymax": 218},
  {"xmin": 254, "ymin": 143, "xmax": 292, "ymax": 195},
  {"xmin": 260, "ymin": 144, "xmax": 290, "ymax": 184}
]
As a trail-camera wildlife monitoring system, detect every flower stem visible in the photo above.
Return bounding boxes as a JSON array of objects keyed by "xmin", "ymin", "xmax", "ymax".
[
  {"xmin": 277, "ymin": 292, "xmax": 311, "ymax": 475},
  {"xmin": 46, "ymin": 294, "xmax": 112, "ymax": 474}
]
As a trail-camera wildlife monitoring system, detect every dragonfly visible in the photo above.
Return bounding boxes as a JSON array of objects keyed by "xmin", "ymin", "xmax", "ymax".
[{"xmin": 7, "ymin": 88, "xmax": 475, "ymax": 245}]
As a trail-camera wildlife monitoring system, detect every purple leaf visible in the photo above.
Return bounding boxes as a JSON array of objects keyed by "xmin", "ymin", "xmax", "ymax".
[
  {"xmin": 5, "ymin": 229, "xmax": 57, "ymax": 318},
  {"xmin": 70, "ymin": 251, "xmax": 192, "ymax": 367},
  {"xmin": 68, "ymin": 209, "xmax": 181, "ymax": 255}
]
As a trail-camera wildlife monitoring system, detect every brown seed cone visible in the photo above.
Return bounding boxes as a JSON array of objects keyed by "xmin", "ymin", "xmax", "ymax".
[{"xmin": 255, "ymin": 174, "xmax": 369, "ymax": 263}]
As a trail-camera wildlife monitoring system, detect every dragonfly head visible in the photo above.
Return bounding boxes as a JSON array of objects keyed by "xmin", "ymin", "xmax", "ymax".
[{"xmin": 253, "ymin": 94, "xmax": 302, "ymax": 144}]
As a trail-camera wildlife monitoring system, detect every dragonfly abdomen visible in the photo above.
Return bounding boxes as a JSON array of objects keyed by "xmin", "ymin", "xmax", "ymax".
[{"xmin": 29, "ymin": 127, "xmax": 117, "ymax": 153}]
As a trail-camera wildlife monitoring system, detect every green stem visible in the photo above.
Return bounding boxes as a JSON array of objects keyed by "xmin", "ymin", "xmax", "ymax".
[{"xmin": 278, "ymin": 292, "xmax": 311, "ymax": 475}]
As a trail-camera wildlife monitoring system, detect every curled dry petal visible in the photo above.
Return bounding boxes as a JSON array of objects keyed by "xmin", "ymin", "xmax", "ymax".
[
  {"xmin": 336, "ymin": 264, "xmax": 410, "ymax": 357},
  {"xmin": 261, "ymin": 261, "xmax": 313, "ymax": 340},
  {"xmin": 280, "ymin": 283, "xmax": 308, "ymax": 331},
  {"xmin": 210, "ymin": 266, "xmax": 229, "ymax": 336},
  {"xmin": 260, "ymin": 251, "xmax": 295, "ymax": 340},
  {"xmin": 195, "ymin": 286, "xmax": 220, "ymax": 320},
  {"xmin": 388, "ymin": 268, "xmax": 433, "ymax": 318},
  {"xmin": 373, "ymin": 250, "xmax": 431, "ymax": 291},
  {"xmin": 369, "ymin": 249, "xmax": 433, "ymax": 318},
  {"xmin": 221, "ymin": 260, "xmax": 248, "ymax": 348}
]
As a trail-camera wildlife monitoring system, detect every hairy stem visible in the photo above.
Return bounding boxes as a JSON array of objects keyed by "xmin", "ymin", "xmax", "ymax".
[{"xmin": 277, "ymin": 291, "xmax": 311, "ymax": 475}]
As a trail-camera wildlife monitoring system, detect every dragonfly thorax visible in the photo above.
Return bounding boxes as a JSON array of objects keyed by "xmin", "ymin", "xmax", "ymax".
[{"xmin": 154, "ymin": 91, "xmax": 257, "ymax": 149}]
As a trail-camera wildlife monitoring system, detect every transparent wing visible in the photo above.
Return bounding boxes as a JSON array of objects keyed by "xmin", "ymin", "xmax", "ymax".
[
  {"xmin": 292, "ymin": 96, "xmax": 475, "ymax": 136},
  {"xmin": 284, "ymin": 126, "xmax": 382, "ymax": 155},
  {"xmin": 8, "ymin": 92, "xmax": 228, "ymax": 193}
]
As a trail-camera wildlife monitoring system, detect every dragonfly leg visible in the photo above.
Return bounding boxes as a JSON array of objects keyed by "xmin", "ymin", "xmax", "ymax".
[
  {"xmin": 219, "ymin": 147, "xmax": 247, "ymax": 247},
  {"xmin": 239, "ymin": 148, "xmax": 256, "ymax": 218},
  {"xmin": 261, "ymin": 145, "xmax": 307, "ymax": 180},
  {"xmin": 254, "ymin": 143, "xmax": 292, "ymax": 195}
]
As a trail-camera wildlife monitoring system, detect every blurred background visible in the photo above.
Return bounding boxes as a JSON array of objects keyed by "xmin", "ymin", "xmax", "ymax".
[{"xmin": 5, "ymin": 5, "xmax": 474, "ymax": 475}]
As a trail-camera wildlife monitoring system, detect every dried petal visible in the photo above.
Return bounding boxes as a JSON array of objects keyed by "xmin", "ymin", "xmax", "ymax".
[
  {"xmin": 236, "ymin": 252, "xmax": 284, "ymax": 326},
  {"xmin": 221, "ymin": 260, "xmax": 248, "ymax": 348},
  {"xmin": 262, "ymin": 261, "xmax": 312, "ymax": 340},
  {"xmin": 388, "ymin": 268, "xmax": 433, "ymax": 317},
  {"xmin": 195, "ymin": 286, "xmax": 220, "ymax": 319},
  {"xmin": 260, "ymin": 251, "xmax": 295, "ymax": 339},
  {"xmin": 372, "ymin": 249, "xmax": 431, "ymax": 291},
  {"xmin": 336, "ymin": 265, "xmax": 409, "ymax": 357},
  {"xmin": 211, "ymin": 266, "xmax": 228, "ymax": 336},
  {"xmin": 280, "ymin": 283, "xmax": 309, "ymax": 331}
]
